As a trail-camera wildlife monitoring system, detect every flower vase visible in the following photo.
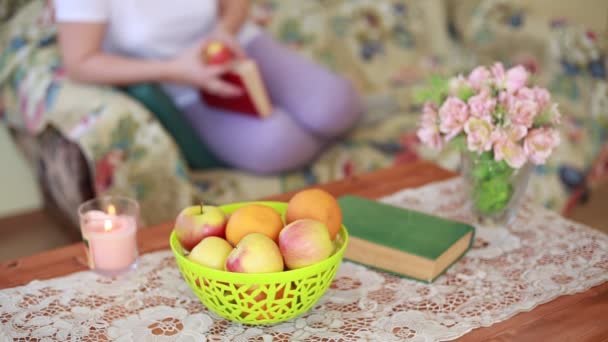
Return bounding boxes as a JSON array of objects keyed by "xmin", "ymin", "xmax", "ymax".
[
  {"xmin": 461, "ymin": 152, "xmax": 532, "ymax": 226},
  {"xmin": 416, "ymin": 62, "xmax": 561, "ymax": 224}
]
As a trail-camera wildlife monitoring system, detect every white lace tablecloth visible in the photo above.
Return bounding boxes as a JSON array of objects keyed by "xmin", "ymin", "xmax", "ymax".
[{"xmin": 2, "ymin": 179, "xmax": 608, "ymax": 341}]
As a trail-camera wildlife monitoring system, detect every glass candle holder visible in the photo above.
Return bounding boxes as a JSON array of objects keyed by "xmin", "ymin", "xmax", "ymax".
[{"xmin": 78, "ymin": 196, "xmax": 140, "ymax": 276}]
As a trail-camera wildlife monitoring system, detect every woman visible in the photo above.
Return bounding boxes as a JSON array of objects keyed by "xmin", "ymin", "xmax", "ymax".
[{"xmin": 53, "ymin": 0, "xmax": 362, "ymax": 174}]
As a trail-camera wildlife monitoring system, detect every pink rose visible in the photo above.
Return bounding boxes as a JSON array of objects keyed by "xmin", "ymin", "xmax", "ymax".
[
  {"xmin": 420, "ymin": 102, "xmax": 438, "ymax": 126},
  {"xmin": 533, "ymin": 86, "xmax": 551, "ymax": 109},
  {"xmin": 549, "ymin": 103, "xmax": 561, "ymax": 124},
  {"xmin": 468, "ymin": 66, "xmax": 491, "ymax": 91},
  {"xmin": 491, "ymin": 63, "xmax": 529, "ymax": 93},
  {"xmin": 491, "ymin": 62, "xmax": 506, "ymax": 85},
  {"xmin": 517, "ymin": 86, "xmax": 550, "ymax": 109},
  {"xmin": 492, "ymin": 125, "xmax": 528, "ymax": 143},
  {"xmin": 508, "ymin": 99, "xmax": 539, "ymax": 128},
  {"xmin": 417, "ymin": 125, "xmax": 443, "ymax": 150},
  {"xmin": 467, "ymin": 89, "xmax": 496, "ymax": 121},
  {"xmin": 417, "ymin": 102, "xmax": 443, "ymax": 149},
  {"xmin": 506, "ymin": 124, "xmax": 528, "ymax": 141},
  {"xmin": 516, "ymin": 86, "xmax": 535, "ymax": 101},
  {"xmin": 524, "ymin": 128, "xmax": 560, "ymax": 164},
  {"xmin": 439, "ymin": 97, "xmax": 469, "ymax": 141},
  {"xmin": 498, "ymin": 90, "xmax": 514, "ymax": 109},
  {"xmin": 493, "ymin": 135, "xmax": 527, "ymax": 169},
  {"xmin": 505, "ymin": 65, "xmax": 529, "ymax": 93},
  {"xmin": 464, "ymin": 117, "xmax": 494, "ymax": 153},
  {"xmin": 514, "ymin": 86, "xmax": 556, "ymax": 126}
]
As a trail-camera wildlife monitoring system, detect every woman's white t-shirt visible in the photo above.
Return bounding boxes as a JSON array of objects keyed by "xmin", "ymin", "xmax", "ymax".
[{"xmin": 53, "ymin": 0, "xmax": 260, "ymax": 107}]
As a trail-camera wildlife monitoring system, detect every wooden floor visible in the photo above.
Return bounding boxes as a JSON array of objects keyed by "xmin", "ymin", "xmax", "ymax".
[
  {"xmin": 1, "ymin": 182, "xmax": 607, "ymax": 261},
  {"xmin": 0, "ymin": 209, "xmax": 78, "ymax": 261}
]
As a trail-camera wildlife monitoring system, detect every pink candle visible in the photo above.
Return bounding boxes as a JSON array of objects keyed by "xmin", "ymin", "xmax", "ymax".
[{"xmin": 82, "ymin": 210, "xmax": 137, "ymax": 272}]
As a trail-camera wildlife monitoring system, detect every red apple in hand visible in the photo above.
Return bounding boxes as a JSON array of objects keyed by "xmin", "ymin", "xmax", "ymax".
[
  {"xmin": 174, "ymin": 205, "xmax": 227, "ymax": 251},
  {"xmin": 204, "ymin": 41, "xmax": 235, "ymax": 65}
]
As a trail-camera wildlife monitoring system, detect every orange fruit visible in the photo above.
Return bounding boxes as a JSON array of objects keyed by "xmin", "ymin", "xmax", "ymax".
[
  {"xmin": 225, "ymin": 204, "xmax": 283, "ymax": 246},
  {"xmin": 286, "ymin": 188, "xmax": 342, "ymax": 240}
]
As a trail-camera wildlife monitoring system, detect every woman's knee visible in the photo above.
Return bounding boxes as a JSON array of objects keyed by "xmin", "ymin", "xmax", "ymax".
[
  {"xmin": 200, "ymin": 108, "xmax": 324, "ymax": 174},
  {"xmin": 235, "ymin": 126, "xmax": 323, "ymax": 174},
  {"xmin": 299, "ymin": 77, "xmax": 363, "ymax": 139}
]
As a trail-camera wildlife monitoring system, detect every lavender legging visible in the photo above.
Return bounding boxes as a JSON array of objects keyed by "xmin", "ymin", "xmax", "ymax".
[{"xmin": 183, "ymin": 32, "xmax": 362, "ymax": 174}]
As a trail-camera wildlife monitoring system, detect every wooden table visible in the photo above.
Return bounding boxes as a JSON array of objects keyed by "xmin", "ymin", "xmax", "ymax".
[{"xmin": 1, "ymin": 161, "xmax": 607, "ymax": 341}]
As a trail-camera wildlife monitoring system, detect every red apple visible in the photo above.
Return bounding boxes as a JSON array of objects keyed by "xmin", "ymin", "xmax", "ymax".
[
  {"xmin": 279, "ymin": 219, "xmax": 334, "ymax": 269},
  {"xmin": 204, "ymin": 41, "xmax": 235, "ymax": 65},
  {"xmin": 174, "ymin": 205, "xmax": 227, "ymax": 251},
  {"xmin": 225, "ymin": 233, "xmax": 284, "ymax": 273}
]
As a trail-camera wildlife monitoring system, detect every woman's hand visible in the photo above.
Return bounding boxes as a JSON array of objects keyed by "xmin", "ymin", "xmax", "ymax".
[{"xmin": 167, "ymin": 37, "xmax": 243, "ymax": 98}]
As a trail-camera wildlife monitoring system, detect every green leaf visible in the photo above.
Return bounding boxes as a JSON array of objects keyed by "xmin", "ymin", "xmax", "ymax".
[
  {"xmin": 493, "ymin": 160, "xmax": 514, "ymax": 178},
  {"xmin": 413, "ymin": 74, "xmax": 449, "ymax": 105},
  {"xmin": 449, "ymin": 135, "xmax": 467, "ymax": 151},
  {"xmin": 492, "ymin": 105, "xmax": 507, "ymax": 126},
  {"xmin": 472, "ymin": 162, "xmax": 491, "ymax": 181},
  {"xmin": 413, "ymin": 87, "xmax": 434, "ymax": 104},
  {"xmin": 533, "ymin": 110, "xmax": 554, "ymax": 127},
  {"xmin": 479, "ymin": 151, "xmax": 493, "ymax": 161},
  {"xmin": 474, "ymin": 177, "xmax": 514, "ymax": 214},
  {"xmin": 457, "ymin": 86, "xmax": 475, "ymax": 102}
]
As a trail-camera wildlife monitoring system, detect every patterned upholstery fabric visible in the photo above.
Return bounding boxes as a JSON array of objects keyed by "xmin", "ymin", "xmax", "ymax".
[
  {"xmin": 1, "ymin": 0, "xmax": 606, "ymax": 227},
  {"xmin": 0, "ymin": 0, "xmax": 31, "ymax": 22}
]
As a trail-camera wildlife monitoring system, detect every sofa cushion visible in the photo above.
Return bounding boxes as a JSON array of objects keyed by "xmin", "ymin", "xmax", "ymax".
[{"xmin": 0, "ymin": 0, "xmax": 32, "ymax": 22}]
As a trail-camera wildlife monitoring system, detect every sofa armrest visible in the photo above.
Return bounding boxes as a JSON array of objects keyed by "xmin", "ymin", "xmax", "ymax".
[{"xmin": 7, "ymin": 126, "xmax": 94, "ymax": 231}]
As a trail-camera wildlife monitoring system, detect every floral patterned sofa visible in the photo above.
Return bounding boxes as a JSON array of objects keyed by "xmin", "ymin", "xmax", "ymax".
[{"xmin": 1, "ymin": 0, "xmax": 607, "ymax": 228}]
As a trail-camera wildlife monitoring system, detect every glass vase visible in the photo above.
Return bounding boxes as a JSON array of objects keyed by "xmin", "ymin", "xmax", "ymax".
[{"xmin": 461, "ymin": 152, "xmax": 532, "ymax": 226}]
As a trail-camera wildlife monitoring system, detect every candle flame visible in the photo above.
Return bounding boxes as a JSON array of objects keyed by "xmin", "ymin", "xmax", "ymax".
[
  {"xmin": 107, "ymin": 204, "xmax": 116, "ymax": 215},
  {"xmin": 104, "ymin": 219, "xmax": 113, "ymax": 232}
]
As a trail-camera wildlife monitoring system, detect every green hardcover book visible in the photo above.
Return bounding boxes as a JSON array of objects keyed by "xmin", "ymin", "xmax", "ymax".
[{"xmin": 338, "ymin": 195, "xmax": 475, "ymax": 283}]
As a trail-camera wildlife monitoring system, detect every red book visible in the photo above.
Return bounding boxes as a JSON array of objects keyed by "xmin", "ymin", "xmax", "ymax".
[{"xmin": 199, "ymin": 59, "xmax": 273, "ymax": 118}]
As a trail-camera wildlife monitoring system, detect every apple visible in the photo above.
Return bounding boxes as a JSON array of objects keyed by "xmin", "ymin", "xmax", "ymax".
[
  {"xmin": 204, "ymin": 41, "xmax": 235, "ymax": 65},
  {"xmin": 279, "ymin": 219, "xmax": 334, "ymax": 269},
  {"xmin": 174, "ymin": 205, "xmax": 227, "ymax": 251},
  {"xmin": 225, "ymin": 233, "xmax": 284, "ymax": 273},
  {"xmin": 188, "ymin": 237, "xmax": 234, "ymax": 270}
]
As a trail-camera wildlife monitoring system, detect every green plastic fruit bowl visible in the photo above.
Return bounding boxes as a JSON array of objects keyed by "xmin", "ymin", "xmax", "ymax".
[{"xmin": 170, "ymin": 201, "xmax": 349, "ymax": 325}]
